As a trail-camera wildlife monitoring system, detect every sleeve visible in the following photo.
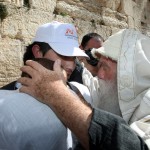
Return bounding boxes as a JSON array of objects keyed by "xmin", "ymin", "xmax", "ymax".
[
  {"xmin": 129, "ymin": 90, "xmax": 150, "ymax": 149},
  {"xmin": 88, "ymin": 108, "xmax": 149, "ymax": 150},
  {"xmin": 130, "ymin": 115, "xmax": 150, "ymax": 149},
  {"xmin": 68, "ymin": 61, "xmax": 83, "ymax": 84},
  {"xmin": 82, "ymin": 65, "xmax": 100, "ymax": 104}
]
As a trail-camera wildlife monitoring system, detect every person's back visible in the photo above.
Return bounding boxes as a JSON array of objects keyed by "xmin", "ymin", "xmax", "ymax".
[
  {"xmin": 0, "ymin": 58, "xmax": 68, "ymax": 150},
  {"xmin": 0, "ymin": 90, "xmax": 67, "ymax": 150},
  {"xmin": 0, "ymin": 57, "xmax": 93, "ymax": 150}
]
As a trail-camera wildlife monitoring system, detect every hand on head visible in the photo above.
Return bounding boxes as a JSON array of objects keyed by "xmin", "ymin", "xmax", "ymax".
[{"xmin": 18, "ymin": 59, "xmax": 66, "ymax": 101}]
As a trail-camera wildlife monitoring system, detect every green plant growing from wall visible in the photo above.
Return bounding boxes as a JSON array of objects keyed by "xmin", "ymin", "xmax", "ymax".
[
  {"xmin": 0, "ymin": 3, "xmax": 8, "ymax": 21},
  {"xmin": 91, "ymin": 19, "xmax": 96, "ymax": 27},
  {"xmin": 60, "ymin": 12, "xmax": 67, "ymax": 17},
  {"xmin": 53, "ymin": 9, "xmax": 67, "ymax": 17}
]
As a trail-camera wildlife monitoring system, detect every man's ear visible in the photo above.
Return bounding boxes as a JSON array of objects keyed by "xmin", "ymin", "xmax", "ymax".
[{"xmin": 32, "ymin": 45, "xmax": 43, "ymax": 58}]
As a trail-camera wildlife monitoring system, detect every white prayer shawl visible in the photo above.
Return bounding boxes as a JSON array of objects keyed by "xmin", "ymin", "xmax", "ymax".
[{"xmin": 82, "ymin": 29, "xmax": 150, "ymax": 149}]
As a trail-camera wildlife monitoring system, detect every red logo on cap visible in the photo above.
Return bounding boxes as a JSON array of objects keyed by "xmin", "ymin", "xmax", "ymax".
[{"xmin": 65, "ymin": 29, "xmax": 74, "ymax": 35}]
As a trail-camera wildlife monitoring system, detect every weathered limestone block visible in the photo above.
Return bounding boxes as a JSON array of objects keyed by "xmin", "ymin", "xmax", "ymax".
[
  {"xmin": 0, "ymin": 38, "xmax": 23, "ymax": 87},
  {"xmin": 128, "ymin": 16, "xmax": 135, "ymax": 28},
  {"xmin": 58, "ymin": 0, "xmax": 102, "ymax": 14},
  {"xmin": 139, "ymin": 0, "xmax": 150, "ymax": 35},
  {"xmin": 102, "ymin": 8, "xmax": 128, "ymax": 28},
  {"xmin": 53, "ymin": 13, "xmax": 74, "ymax": 24},
  {"xmin": 0, "ymin": 0, "xmax": 11, "ymax": 2},
  {"xmin": 1, "ymin": 8, "xmax": 54, "ymax": 44},
  {"xmin": 111, "ymin": 27, "xmax": 122, "ymax": 35},
  {"xmin": 0, "ymin": 0, "xmax": 24, "ymax": 7},
  {"xmin": 98, "ymin": 0, "xmax": 120, "ymax": 11},
  {"xmin": 106, "ymin": 0, "xmax": 120, "ymax": 10},
  {"xmin": 71, "ymin": 19, "xmax": 112, "ymax": 42},
  {"xmin": 141, "ymin": 0, "xmax": 150, "ymax": 23},
  {"xmin": 102, "ymin": 16, "xmax": 128, "ymax": 28},
  {"xmin": 93, "ymin": 24, "xmax": 112, "ymax": 40},
  {"xmin": 73, "ymin": 19, "xmax": 99, "ymax": 42},
  {"xmin": 101, "ymin": 7, "xmax": 127, "ymax": 22},
  {"xmin": 145, "ymin": 1, "xmax": 150, "ymax": 24},
  {"xmin": 30, "ymin": 0, "xmax": 56, "ymax": 12},
  {"xmin": 119, "ymin": 0, "xmax": 134, "ymax": 17},
  {"xmin": 0, "ymin": 0, "xmax": 56, "ymax": 9},
  {"xmin": 56, "ymin": 1, "xmax": 102, "ymax": 22},
  {"xmin": 101, "ymin": 7, "xmax": 128, "ymax": 28},
  {"xmin": 12, "ymin": 0, "xmax": 23, "ymax": 6},
  {"xmin": 133, "ymin": 4, "xmax": 142, "ymax": 30}
]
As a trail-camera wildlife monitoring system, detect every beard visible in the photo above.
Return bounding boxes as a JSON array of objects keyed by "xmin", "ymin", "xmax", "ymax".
[{"xmin": 93, "ymin": 79, "xmax": 122, "ymax": 116}]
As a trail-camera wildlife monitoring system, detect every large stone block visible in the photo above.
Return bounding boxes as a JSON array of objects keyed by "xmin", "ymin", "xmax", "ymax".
[
  {"xmin": 87, "ymin": 0, "xmax": 121, "ymax": 11},
  {"xmin": 0, "ymin": 38, "xmax": 24, "ymax": 87},
  {"xmin": 1, "ymin": 0, "xmax": 56, "ymax": 10},
  {"xmin": 56, "ymin": 1, "xmax": 97, "ymax": 21},
  {"xmin": 133, "ymin": 4, "xmax": 142, "ymax": 30},
  {"xmin": 30, "ymin": 0, "xmax": 56, "ymax": 12},
  {"xmin": 120, "ymin": 0, "xmax": 134, "ymax": 17},
  {"xmin": 1, "ymin": 8, "xmax": 54, "ymax": 44},
  {"xmin": 101, "ymin": 7, "xmax": 127, "ymax": 28},
  {"xmin": 128, "ymin": 16, "xmax": 135, "ymax": 28}
]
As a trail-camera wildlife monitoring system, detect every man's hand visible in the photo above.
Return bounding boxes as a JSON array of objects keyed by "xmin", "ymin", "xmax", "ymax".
[{"xmin": 18, "ymin": 59, "xmax": 65, "ymax": 102}]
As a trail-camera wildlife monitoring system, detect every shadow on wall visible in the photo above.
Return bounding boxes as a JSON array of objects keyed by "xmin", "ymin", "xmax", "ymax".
[
  {"xmin": 0, "ymin": 3, "xmax": 8, "ymax": 21},
  {"xmin": 1, "ymin": 0, "xmax": 32, "ymax": 8},
  {"xmin": 140, "ymin": 0, "xmax": 150, "ymax": 35}
]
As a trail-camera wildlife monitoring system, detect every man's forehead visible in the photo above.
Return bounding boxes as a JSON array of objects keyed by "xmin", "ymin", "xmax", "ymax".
[
  {"xmin": 99, "ymin": 56, "xmax": 117, "ymax": 67},
  {"xmin": 88, "ymin": 38, "xmax": 102, "ymax": 44},
  {"xmin": 100, "ymin": 55, "xmax": 117, "ymax": 62}
]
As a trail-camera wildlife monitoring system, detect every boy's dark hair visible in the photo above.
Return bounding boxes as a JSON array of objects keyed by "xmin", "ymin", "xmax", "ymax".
[
  {"xmin": 81, "ymin": 33, "xmax": 104, "ymax": 49},
  {"xmin": 23, "ymin": 42, "xmax": 52, "ymax": 64},
  {"xmin": 21, "ymin": 58, "xmax": 54, "ymax": 78}
]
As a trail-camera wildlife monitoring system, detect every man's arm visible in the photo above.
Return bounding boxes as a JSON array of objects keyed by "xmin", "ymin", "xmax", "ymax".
[
  {"xmin": 18, "ymin": 60, "xmax": 92, "ymax": 150},
  {"xmin": 18, "ymin": 60, "xmax": 149, "ymax": 150}
]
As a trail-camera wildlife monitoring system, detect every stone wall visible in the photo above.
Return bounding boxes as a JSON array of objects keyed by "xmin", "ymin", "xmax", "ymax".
[{"xmin": 0, "ymin": 0, "xmax": 150, "ymax": 87}]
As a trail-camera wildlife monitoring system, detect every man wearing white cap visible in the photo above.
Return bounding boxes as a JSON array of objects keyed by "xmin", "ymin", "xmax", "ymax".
[
  {"xmin": 1, "ymin": 21, "xmax": 88, "ymax": 90},
  {"xmin": 0, "ymin": 22, "xmax": 92, "ymax": 149},
  {"xmin": 18, "ymin": 29, "xmax": 150, "ymax": 150}
]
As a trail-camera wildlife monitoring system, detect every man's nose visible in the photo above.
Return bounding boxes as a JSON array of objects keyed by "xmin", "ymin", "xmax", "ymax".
[{"xmin": 97, "ymin": 69, "xmax": 105, "ymax": 80}]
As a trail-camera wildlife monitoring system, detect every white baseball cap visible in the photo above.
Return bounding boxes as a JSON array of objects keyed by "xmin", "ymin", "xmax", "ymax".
[{"xmin": 32, "ymin": 21, "xmax": 88, "ymax": 57}]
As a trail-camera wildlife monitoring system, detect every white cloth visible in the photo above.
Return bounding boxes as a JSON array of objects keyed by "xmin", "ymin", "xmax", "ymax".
[
  {"xmin": 82, "ymin": 66, "xmax": 99, "ymax": 106},
  {"xmin": 0, "ymin": 90, "xmax": 67, "ymax": 150},
  {"xmin": 130, "ymin": 115, "xmax": 150, "ymax": 148},
  {"xmin": 69, "ymin": 81, "xmax": 92, "ymax": 104},
  {"xmin": 82, "ymin": 29, "xmax": 150, "ymax": 149},
  {"xmin": 67, "ymin": 82, "xmax": 93, "ymax": 149},
  {"xmin": 0, "ymin": 82, "xmax": 92, "ymax": 150}
]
